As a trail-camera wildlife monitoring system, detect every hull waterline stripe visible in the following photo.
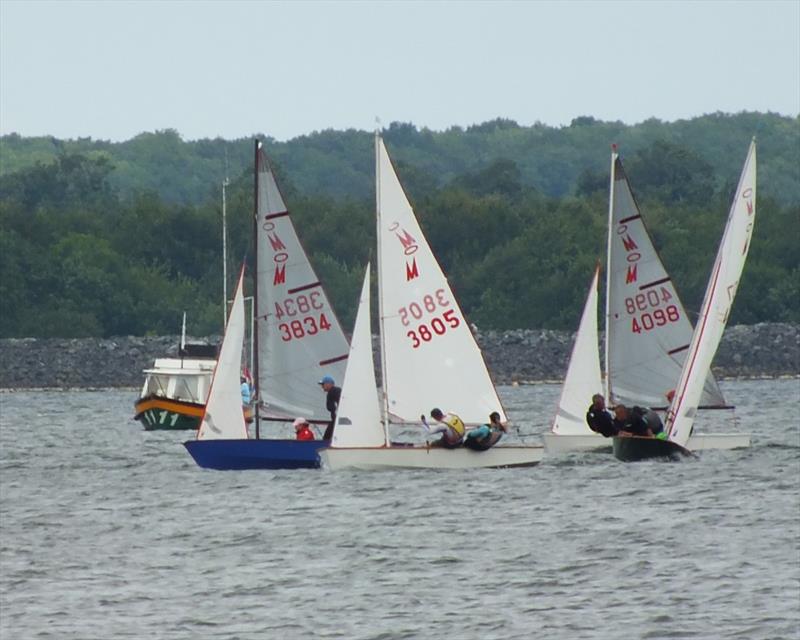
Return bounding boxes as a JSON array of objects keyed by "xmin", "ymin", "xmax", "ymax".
[{"xmin": 618, "ymin": 214, "xmax": 642, "ymax": 224}]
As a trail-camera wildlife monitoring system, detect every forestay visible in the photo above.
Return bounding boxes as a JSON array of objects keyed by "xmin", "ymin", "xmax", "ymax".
[
  {"xmin": 255, "ymin": 143, "xmax": 350, "ymax": 421},
  {"xmin": 331, "ymin": 264, "xmax": 386, "ymax": 448},
  {"xmin": 552, "ymin": 265, "xmax": 602, "ymax": 435},
  {"xmin": 666, "ymin": 140, "xmax": 757, "ymax": 448},
  {"xmin": 605, "ymin": 150, "xmax": 726, "ymax": 408},
  {"xmin": 376, "ymin": 136, "xmax": 505, "ymax": 425},
  {"xmin": 198, "ymin": 269, "xmax": 248, "ymax": 440}
]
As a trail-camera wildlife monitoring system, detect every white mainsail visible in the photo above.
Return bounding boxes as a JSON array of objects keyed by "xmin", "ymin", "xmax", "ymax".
[
  {"xmin": 198, "ymin": 268, "xmax": 248, "ymax": 440},
  {"xmin": 552, "ymin": 265, "xmax": 603, "ymax": 435},
  {"xmin": 331, "ymin": 264, "xmax": 385, "ymax": 448},
  {"xmin": 255, "ymin": 143, "xmax": 350, "ymax": 421},
  {"xmin": 605, "ymin": 148, "xmax": 726, "ymax": 408},
  {"xmin": 666, "ymin": 140, "xmax": 757, "ymax": 448},
  {"xmin": 376, "ymin": 135, "xmax": 505, "ymax": 425}
]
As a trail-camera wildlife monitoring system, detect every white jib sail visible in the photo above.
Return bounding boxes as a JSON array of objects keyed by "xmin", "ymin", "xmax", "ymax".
[
  {"xmin": 331, "ymin": 263, "xmax": 385, "ymax": 448},
  {"xmin": 376, "ymin": 135, "xmax": 505, "ymax": 425},
  {"xmin": 552, "ymin": 265, "xmax": 602, "ymax": 435},
  {"xmin": 198, "ymin": 268, "xmax": 248, "ymax": 440},
  {"xmin": 605, "ymin": 149, "xmax": 725, "ymax": 408},
  {"xmin": 666, "ymin": 140, "xmax": 757, "ymax": 448},
  {"xmin": 255, "ymin": 143, "xmax": 350, "ymax": 421}
]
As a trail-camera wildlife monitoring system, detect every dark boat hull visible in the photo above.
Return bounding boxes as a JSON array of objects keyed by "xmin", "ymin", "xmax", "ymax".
[
  {"xmin": 184, "ymin": 439, "xmax": 325, "ymax": 470},
  {"xmin": 612, "ymin": 436, "xmax": 692, "ymax": 462}
]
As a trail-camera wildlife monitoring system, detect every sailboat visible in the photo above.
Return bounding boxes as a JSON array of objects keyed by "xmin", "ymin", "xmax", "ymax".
[
  {"xmin": 319, "ymin": 134, "xmax": 544, "ymax": 470},
  {"xmin": 544, "ymin": 145, "xmax": 751, "ymax": 453},
  {"xmin": 184, "ymin": 141, "xmax": 351, "ymax": 470},
  {"xmin": 614, "ymin": 139, "xmax": 757, "ymax": 461}
]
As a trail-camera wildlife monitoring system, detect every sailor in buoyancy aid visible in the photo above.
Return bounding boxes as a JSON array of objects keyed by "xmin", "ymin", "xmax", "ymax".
[
  {"xmin": 423, "ymin": 408, "xmax": 466, "ymax": 448},
  {"xmin": 464, "ymin": 411, "xmax": 509, "ymax": 451}
]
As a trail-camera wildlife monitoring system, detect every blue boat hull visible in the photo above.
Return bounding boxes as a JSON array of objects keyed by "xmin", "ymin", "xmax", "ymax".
[{"xmin": 184, "ymin": 439, "xmax": 326, "ymax": 470}]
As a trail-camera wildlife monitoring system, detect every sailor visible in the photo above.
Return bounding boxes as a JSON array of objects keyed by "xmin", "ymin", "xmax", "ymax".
[
  {"xmin": 240, "ymin": 376, "xmax": 252, "ymax": 406},
  {"xmin": 586, "ymin": 394, "xmax": 616, "ymax": 437},
  {"xmin": 422, "ymin": 408, "xmax": 466, "ymax": 448},
  {"xmin": 464, "ymin": 411, "xmax": 508, "ymax": 451},
  {"xmin": 613, "ymin": 404, "xmax": 653, "ymax": 437},
  {"xmin": 318, "ymin": 374, "xmax": 341, "ymax": 440},
  {"xmin": 293, "ymin": 417, "xmax": 315, "ymax": 441}
]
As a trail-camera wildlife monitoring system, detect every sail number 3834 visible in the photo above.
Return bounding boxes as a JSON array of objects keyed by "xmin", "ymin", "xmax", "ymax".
[{"xmin": 274, "ymin": 292, "xmax": 333, "ymax": 342}]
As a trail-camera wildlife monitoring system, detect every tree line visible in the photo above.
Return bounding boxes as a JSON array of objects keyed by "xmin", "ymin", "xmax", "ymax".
[{"xmin": 0, "ymin": 117, "xmax": 797, "ymax": 339}]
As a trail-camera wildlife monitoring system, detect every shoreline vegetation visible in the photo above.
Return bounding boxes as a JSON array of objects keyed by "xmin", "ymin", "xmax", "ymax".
[{"xmin": 2, "ymin": 322, "xmax": 796, "ymax": 391}]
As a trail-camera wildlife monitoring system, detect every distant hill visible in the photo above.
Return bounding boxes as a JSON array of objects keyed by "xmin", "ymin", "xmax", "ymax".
[
  {"xmin": 1, "ymin": 112, "xmax": 798, "ymax": 339},
  {"xmin": 1, "ymin": 111, "xmax": 798, "ymax": 205}
]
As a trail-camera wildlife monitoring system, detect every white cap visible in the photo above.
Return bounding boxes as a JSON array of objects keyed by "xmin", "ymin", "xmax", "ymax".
[{"xmin": 292, "ymin": 417, "xmax": 309, "ymax": 428}]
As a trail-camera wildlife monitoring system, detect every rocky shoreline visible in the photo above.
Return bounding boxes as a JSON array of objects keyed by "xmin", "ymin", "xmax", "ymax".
[{"xmin": 0, "ymin": 323, "xmax": 797, "ymax": 390}]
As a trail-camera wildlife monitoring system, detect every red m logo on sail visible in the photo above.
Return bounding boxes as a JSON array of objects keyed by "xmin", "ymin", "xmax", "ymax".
[
  {"xmin": 621, "ymin": 234, "xmax": 638, "ymax": 252},
  {"xmin": 626, "ymin": 264, "xmax": 638, "ymax": 284},
  {"xmin": 396, "ymin": 229, "xmax": 418, "ymax": 254},
  {"xmin": 268, "ymin": 233, "xmax": 286, "ymax": 252},
  {"xmin": 406, "ymin": 258, "xmax": 419, "ymax": 281},
  {"xmin": 273, "ymin": 265, "xmax": 286, "ymax": 285}
]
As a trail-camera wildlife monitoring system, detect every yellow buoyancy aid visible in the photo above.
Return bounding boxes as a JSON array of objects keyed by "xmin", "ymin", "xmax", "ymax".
[{"xmin": 443, "ymin": 413, "xmax": 466, "ymax": 437}]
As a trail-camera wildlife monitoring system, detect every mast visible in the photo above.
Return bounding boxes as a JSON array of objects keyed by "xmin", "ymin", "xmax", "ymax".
[
  {"xmin": 603, "ymin": 144, "xmax": 617, "ymax": 401},
  {"xmin": 375, "ymin": 129, "xmax": 391, "ymax": 447},
  {"xmin": 253, "ymin": 139, "xmax": 261, "ymax": 440},
  {"xmin": 222, "ymin": 176, "xmax": 230, "ymax": 329}
]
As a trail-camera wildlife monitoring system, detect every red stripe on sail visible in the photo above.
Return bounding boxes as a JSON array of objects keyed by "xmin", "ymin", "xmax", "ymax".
[
  {"xmin": 264, "ymin": 211, "xmax": 289, "ymax": 220},
  {"xmin": 288, "ymin": 282, "xmax": 321, "ymax": 294},
  {"xmin": 639, "ymin": 277, "xmax": 671, "ymax": 290}
]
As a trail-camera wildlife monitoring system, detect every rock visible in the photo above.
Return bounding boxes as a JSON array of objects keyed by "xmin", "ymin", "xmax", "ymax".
[{"xmin": 0, "ymin": 323, "xmax": 798, "ymax": 389}]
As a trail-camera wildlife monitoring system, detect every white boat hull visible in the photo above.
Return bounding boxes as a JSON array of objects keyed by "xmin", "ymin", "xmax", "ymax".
[
  {"xmin": 320, "ymin": 445, "xmax": 544, "ymax": 470},
  {"xmin": 686, "ymin": 433, "xmax": 751, "ymax": 451},
  {"xmin": 543, "ymin": 431, "xmax": 751, "ymax": 454},
  {"xmin": 543, "ymin": 432, "xmax": 611, "ymax": 453}
]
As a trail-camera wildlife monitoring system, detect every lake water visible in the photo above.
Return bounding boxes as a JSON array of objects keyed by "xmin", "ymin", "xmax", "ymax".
[{"xmin": 1, "ymin": 378, "xmax": 798, "ymax": 640}]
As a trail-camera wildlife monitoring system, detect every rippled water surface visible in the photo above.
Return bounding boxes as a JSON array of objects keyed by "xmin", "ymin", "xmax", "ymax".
[{"xmin": 1, "ymin": 379, "xmax": 799, "ymax": 639}]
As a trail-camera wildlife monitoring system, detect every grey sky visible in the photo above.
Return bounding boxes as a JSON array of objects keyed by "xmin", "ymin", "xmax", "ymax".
[{"xmin": 1, "ymin": 0, "xmax": 798, "ymax": 142}]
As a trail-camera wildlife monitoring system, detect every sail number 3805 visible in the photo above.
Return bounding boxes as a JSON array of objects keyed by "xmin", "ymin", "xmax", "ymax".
[{"xmin": 399, "ymin": 289, "xmax": 461, "ymax": 348}]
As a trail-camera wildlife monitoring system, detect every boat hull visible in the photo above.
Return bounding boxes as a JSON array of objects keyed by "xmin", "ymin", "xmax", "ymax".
[
  {"xmin": 545, "ymin": 432, "xmax": 751, "ymax": 454},
  {"xmin": 685, "ymin": 433, "xmax": 751, "ymax": 451},
  {"xmin": 134, "ymin": 396, "xmax": 204, "ymax": 430},
  {"xmin": 135, "ymin": 396, "xmax": 254, "ymax": 431},
  {"xmin": 543, "ymin": 433, "xmax": 612, "ymax": 454},
  {"xmin": 184, "ymin": 439, "xmax": 325, "ymax": 470},
  {"xmin": 320, "ymin": 445, "xmax": 544, "ymax": 470},
  {"xmin": 612, "ymin": 436, "xmax": 692, "ymax": 462}
]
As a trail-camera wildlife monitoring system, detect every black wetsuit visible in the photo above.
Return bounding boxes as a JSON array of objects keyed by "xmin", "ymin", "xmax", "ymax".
[
  {"xmin": 322, "ymin": 385, "xmax": 341, "ymax": 440},
  {"xmin": 586, "ymin": 405, "xmax": 617, "ymax": 437},
  {"xmin": 613, "ymin": 411, "xmax": 649, "ymax": 437}
]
